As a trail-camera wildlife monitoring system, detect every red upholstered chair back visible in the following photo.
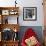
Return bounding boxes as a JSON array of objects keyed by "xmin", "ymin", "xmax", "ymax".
[{"xmin": 21, "ymin": 28, "xmax": 41, "ymax": 46}]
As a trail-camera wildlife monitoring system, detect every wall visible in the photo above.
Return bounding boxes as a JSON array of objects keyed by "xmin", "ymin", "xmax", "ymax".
[
  {"xmin": 18, "ymin": 0, "xmax": 44, "ymax": 26},
  {"xmin": 18, "ymin": 26, "xmax": 43, "ymax": 44},
  {"xmin": 0, "ymin": 0, "xmax": 44, "ymax": 26}
]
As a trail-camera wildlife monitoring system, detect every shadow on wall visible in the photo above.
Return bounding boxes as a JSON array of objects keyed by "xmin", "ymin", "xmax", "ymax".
[{"xmin": 18, "ymin": 26, "xmax": 44, "ymax": 44}]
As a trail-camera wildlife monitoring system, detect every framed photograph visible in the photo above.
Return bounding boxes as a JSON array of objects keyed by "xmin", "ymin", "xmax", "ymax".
[
  {"xmin": 9, "ymin": 10, "xmax": 18, "ymax": 15},
  {"xmin": 2, "ymin": 10, "xmax": 9, "ymax": 15},
  {"xmin": 23, "ymin": 7, "xmax": 37, "ymax": 21}
]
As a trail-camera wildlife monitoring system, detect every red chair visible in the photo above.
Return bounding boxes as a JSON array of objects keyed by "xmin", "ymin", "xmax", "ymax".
[{"xmin": 21, "ymin": 28, "xmax": 41, "ymax": 46}]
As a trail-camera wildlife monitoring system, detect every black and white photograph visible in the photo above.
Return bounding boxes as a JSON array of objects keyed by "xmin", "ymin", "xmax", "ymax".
[{"xmin": 23, "ymin": 7, "xmax": 37, "ymax": 21}]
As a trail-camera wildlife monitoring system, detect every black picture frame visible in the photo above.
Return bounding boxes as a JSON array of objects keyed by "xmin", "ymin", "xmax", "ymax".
[{"xmin": 23, "ymin": 7, "xmax": 37, "ymax": 21}]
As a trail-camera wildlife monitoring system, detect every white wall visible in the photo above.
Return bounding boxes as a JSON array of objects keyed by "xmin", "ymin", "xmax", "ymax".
[{"xmin": 0, "ymin": 0, "xmax": 44, "ymax": 26}]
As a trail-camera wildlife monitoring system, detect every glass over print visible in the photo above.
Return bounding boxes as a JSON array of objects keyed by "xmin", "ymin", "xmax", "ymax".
[{"xmin": 23, "ymin": 7, "xmax": 37, "ymax": 21}]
